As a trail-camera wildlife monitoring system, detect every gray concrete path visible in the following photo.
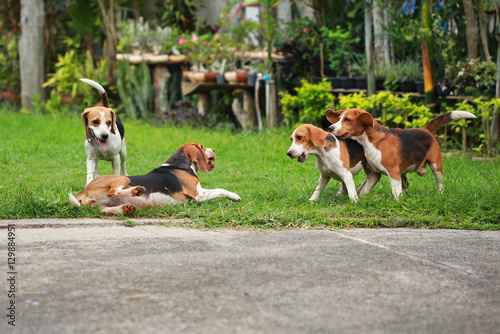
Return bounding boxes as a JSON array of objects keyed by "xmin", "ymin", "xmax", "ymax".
[{"xmin": 0, "ymin": 218, "xmax": 499, "ymax": 333}]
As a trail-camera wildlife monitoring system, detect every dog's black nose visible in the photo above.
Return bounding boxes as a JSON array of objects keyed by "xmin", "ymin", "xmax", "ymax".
[
  {"xmin": 328, "ymin": 125, "xmax": 334, "ymax": 132},
  {"xmin": 286, "ymin": 151, "xmax": 293, "ymax": 157},
  {"xmin": 101, "ymin": 133, "xmax": 109, "ymax": 139}
]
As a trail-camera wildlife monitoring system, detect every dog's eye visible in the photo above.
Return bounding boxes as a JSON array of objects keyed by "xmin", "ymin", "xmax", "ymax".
[
  {"xmin": 92, "ymin": 120, "xmax": 99, "ymax": 125},
  {"xmin": 106, "ymin": 121, "xmax": 111, "ymax": 126},
  {"xmin": 345, "ymin": 118, "xmax": 351, "ymax": 122},
  {"xmin": 296, "ymin": 135, "xmax": 303, "ymax": 141}
]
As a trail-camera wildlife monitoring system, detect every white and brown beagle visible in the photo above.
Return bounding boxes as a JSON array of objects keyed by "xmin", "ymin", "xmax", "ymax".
[
  {"xmin": 80, "ymin": 78, "xmax": 127, "ymax": 185},
  {"xmin": 287, "ymin": 124, "xmax": 371, "ymax": 202},
  {"xmin": 327, "ymin": 108, "xmax": 476, "ymax": 199},
  {"xmin": 69, "ymin": 143, "xmax": 241, "ymax": 215}
]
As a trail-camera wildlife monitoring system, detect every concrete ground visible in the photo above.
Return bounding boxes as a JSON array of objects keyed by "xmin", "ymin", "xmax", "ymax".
[{"xmin": 0, "ymin": 218, "xmax": 499, "ymax": 334}]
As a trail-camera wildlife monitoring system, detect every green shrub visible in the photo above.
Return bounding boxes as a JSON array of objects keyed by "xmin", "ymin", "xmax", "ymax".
[{"xmin": 280, "ymin": 78, "xmax": 334, "ymax": 126}]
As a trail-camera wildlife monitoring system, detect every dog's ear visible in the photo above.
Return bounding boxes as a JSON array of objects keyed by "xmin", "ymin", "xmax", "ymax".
[
  {"xmin": 356, "ymin": 110, "xmax": 375, "ymax": 127},
  {"xmin": 307, "ymin": 125, "xmax": 327, "ymax": 148},
  {"xmin": 109, "ymin": 109, "xmax": 117, "ymax": 135},
  {"xmin": 186, "ymin": 144, "xmax": 210, "ymax": 173},
  {"xmin": 81, "ymin": 109, "xmax": 92, "ymax": 140},
  {"xmin": 326, "ymin": 109, "xmax": 344, "ymax": 124}
]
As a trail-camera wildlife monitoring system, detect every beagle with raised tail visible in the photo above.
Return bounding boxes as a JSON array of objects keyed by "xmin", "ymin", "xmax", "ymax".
[
  {"xmin": 327, "ymin": 108, "xmax": 477, "ymax": 199},
  {"xmin": 80, "ymin": 78, "xmax": 127, "ymax": 185},
  {"xmin": 287, "ymin": 124, "xmax": 371, "ymax": 202},
  {"xmin": 69, "ymin": 143, "xmax": 241, "ymax": 215}
]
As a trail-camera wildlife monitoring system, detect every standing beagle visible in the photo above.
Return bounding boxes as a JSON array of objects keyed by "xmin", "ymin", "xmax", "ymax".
[
  {"xmin": 327, "ymin": 108, "xmax": 476, "ymax": 199},
  {"xmin": 80, "ymin": 78, "xmax": 127, "ymax": 185},
  {"xmin": 69, "ymin": 143, "xmax": 241, "ymax": 215},
  {"xmin": 287, "ymin": 124, "xmax": 371, "ymax": 202}
]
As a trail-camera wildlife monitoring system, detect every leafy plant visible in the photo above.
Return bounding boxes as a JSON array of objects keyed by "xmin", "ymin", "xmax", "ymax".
[
  {"xmin": 116, "ymin": 60, "xmax": 153, "ymax": 119},
  {"xmin": 43, "ymin": 50, "xmax": 85, "ymax": 97},
  {"xmin": 447, "ymin": 59, "xmax": 497, "ymax": 97},
  {"xmin": 0, "ymin": 32, "xmax": 19, "ymax": 91},
  {"xmin": 320, "ymin": 26, "xmax": 360, "ymax": 76},
  {"xmin": 280, "ymin": 78, "xmax": 334, "ymax": 126}
]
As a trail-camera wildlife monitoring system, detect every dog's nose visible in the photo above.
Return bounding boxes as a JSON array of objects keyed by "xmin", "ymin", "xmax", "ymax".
[
  {"xmin": 101, "ymin": 133, "xmax": 109, "ymax": 139},
  {"xmin": 287, "ymin": 151, "xmax": 293, "ymax": 157},
  {"xmin": 328, "ymin": 125, "xmax": 334, "ymax": 132}
]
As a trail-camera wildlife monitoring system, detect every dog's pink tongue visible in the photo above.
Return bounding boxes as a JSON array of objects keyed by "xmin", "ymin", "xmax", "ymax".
[{"xmin": 98, "ymin": 139, "xmax": 107, "ymax": 147}]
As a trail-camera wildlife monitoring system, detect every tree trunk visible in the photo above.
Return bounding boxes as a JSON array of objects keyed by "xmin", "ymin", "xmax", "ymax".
[
  {"xmin": 19, "ymin": 0, "xmax": 45, "ymax": 109},
  {"xmin": 479, "ymin": 0, "xmax": 492, "ymax": 60},
  {"xmin": 365, "ymin": 0, "xmax": 375, "ymax": 97},
  {"xmin": 463, "ymin": 0, "xmax": 479, "ymax": 59},
  {"xmin": 372, "ymin": 0, "xmax": 385, "ymax": 64},
  {"xmin": 422, "ymin": 0, "xmax": 437, "ymax": 113},
  {"xmin": 382, "ymin": 3, "xmax": 391, "ymax": 65}
]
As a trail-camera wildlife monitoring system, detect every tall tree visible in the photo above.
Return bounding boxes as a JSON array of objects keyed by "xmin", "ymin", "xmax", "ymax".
[
  {"xmin": 19, "ymin": 0, "xmax": 45, "ymax": 108},
  {"xmin": 365, "ymin": 0, "xmax": 375, "ymax": 96},
  {"xmin": 463, "ymin": 0, "xmax": 479, "ymax": 59}
]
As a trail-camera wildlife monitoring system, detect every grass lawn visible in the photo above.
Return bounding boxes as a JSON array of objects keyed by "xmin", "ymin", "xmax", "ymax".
[{"xmin": 0, "ymin": 106, "xmax": 499, "ymax": 230}]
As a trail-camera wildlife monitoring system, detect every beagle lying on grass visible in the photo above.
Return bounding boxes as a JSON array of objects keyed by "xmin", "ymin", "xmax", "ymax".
[
  {"xmin": 327, "ymin": 108, "xmax": 476, "ymax": 199},
  {"xmin": 80, "ymin": 78, "xmax": 127, "ymax": 185},
  {"xmin": 69, "ymin": 143, "xmax": 241, "ymax": 215},
  {"xmin": 287, "ymin": 124, "xmax": 372, "ymax": 202}
]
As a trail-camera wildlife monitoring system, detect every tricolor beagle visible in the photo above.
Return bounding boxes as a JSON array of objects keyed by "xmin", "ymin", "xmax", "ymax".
[
  {"xmin": 327, "ymin": 108, "xmax": 477, "ymax": 199},
  {"xmin": 287, "ymin": 124, "xmax": 371, "ymax": 202},
  {"xmin": 69, "ymin": 143, "xmax": 241, "ymax": 215},
  {"xmin": 80, "ymin": 78, "xmax": 127, "ymax": 185}
]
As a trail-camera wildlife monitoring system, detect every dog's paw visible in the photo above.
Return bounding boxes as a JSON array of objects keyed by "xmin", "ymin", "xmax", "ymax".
[
  {"xmin": 230, "ymin": 193, "xmax": 242, "ymax": 202},
  {"xmin": 123, "ymin": 204, "xmax": 136, "ymax": 215},
  {"xmin": 132, "ymin": 186, "xmax": 146, "ymax": 197}
]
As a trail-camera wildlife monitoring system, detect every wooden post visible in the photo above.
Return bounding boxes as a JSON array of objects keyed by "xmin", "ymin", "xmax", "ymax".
[
  {"xmin": 19, "ymin": 0, "xmax": 45, "ymax": 109},
  {"xmin": 266, "ymin": 79, "xmax": 277, "ymax": 128},
  {"xmin": 152, "ymin": 65, "xmax": 170, "ymax": 118}
]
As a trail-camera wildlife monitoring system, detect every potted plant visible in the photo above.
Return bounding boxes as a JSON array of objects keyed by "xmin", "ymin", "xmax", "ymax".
[
  {"xmin": 398, "ymin": 59, "xmax": 422, "ymax": 92},
  {"xmin": 43, "ymin": 50, "xmax": 85, "ymax": 104},
  {"xmin": 351, "ymin": 56, "xmax": 367, "ymax": 90},
  {"xmin": 448, "ymin": 58, "xmax": 496, "ymax": 97}
]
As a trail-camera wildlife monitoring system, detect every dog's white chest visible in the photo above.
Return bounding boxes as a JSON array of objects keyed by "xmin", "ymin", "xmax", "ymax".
[{"xmin": 85, "ymin": 134, "xmax": 123, "ymax": 161}]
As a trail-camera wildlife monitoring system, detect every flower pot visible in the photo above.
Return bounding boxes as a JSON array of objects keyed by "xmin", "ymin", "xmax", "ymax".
[
  {"xmin": 376, "ymin": 78, "xmax": 385, "ymax": 91},
  {"xmin": 236, "ymin": 71, "xmax": 248, "ymax": 84},
  {"xmin": 415, "ymin": 80, "xmax": 425, "ymax": 94},
  {"xmin": 61, "ymin": 93, "xmax": 83, "ymax": 105},
  {"xmin": 146, "ymin": 54, "xmax": 169, "ymax": 64},
  {"xmin": 190, "ymin": 72, "xmax": 206, "ymax": 83},
  {"xmin": 247, "ymin": 74, "xmax": 257, "ymax": 85},
  {"xmin": 182, "ymin": 71, "xmax": 193, "ymax": 81},
  {"xmin": 0, "ymin": 90, "xmax": 20, "ymax": 104},
  {"xmin": 169, "ymin": 54, "xmax": 187, "ymax": 63},
  {"xmin": 205, "ymin": 72, "xmax": 217, "ymax": 83},
  {"xmin": 354, "ymin": 77, "xmax": 367, "ymax": 90},
  {"xmin": 326, "ymin": 77, "xmax": 342, "ymax": 89},
  {"xmin": 399, "ymin": 80, "xmax": 416, "ymax": 92},
  {"xmin": 216, "ymin": 74, "xmax": 227, "ymax": 84},
  {"xmin": 224, "ymin": 71, "xmax": 238, "ymax": 84},
  {"xmin": 340, "ymin": 77, "xmax": 355, "ymax": 89}
]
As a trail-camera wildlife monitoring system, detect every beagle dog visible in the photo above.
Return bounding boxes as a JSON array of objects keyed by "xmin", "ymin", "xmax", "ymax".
[
  {"xmin": 80, "ymin": 78, "xmax": 127, "ymax": 185},
  {"xmin": 327, "ymin": 108, "xmax": 476, "ymax": 199},
  {"xmin": 69, "ymin": 143, "xmax": 241, "ymax": 215},
  {"xmin": 287, "ymin": 124, "xmax": 371, "ymax": 202}
]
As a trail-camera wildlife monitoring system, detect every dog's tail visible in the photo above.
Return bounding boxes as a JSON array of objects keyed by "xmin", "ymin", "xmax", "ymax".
[
  {"xmin": 424, "ymin": 111, "xmax": 476, "ymax": 135},
  {"xmin": 79, "ymin": 78, "xmax": 109, "ymax": 108},
  {"xmin": 68, "ymin": 193, "xmax": 81, "ymax": 208}
]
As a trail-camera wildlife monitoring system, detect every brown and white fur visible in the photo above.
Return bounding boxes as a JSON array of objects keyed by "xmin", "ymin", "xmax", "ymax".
[
  {"xmin": 69, "ymin": 143, "xmax": 241, "ymax": 215},
  {"xmin": 287, "ymin": 124, "xmax": 371, "ymax": 202},
  {"xmin": 327, "ymin": 108, "xmax": 476, "ymax": 199},
  {"xmin": 80, "ymin": 78, "xmax": 127, "ymax": 185}
]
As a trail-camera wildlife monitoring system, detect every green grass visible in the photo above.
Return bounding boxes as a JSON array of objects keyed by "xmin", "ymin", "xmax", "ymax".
[{"xmin": 0, "ymin": 107, "xmax": 499, "ymax": 230}]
